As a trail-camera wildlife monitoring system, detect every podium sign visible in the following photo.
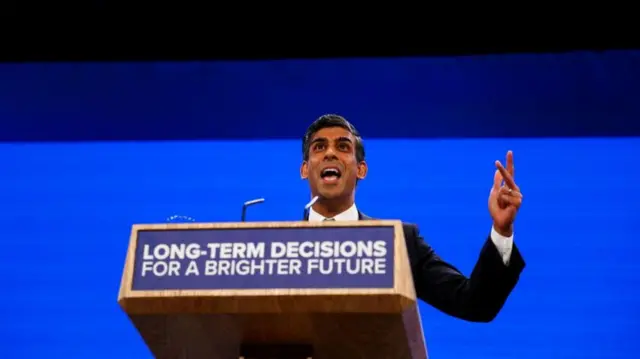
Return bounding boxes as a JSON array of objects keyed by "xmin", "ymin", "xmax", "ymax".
[
  {"xmin": 118, "ymin": 220, "xmax": 428, "ymax": 359},
  {"xmin": 132, "ymin": 226, "xmax": 395, "ymax": 291}
]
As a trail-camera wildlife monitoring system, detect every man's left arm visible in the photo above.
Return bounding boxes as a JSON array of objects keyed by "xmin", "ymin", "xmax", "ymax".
[
  {"xmin": 477, "ymin": 226, "xmax": 526, "ymax": 280},
  {"xmin": 414, "ymin": 150, "xmax": 527, "ymax": 322},
  {"xmin": 410, "ymin": 224, "xmax": 525, "ymax": 323}
]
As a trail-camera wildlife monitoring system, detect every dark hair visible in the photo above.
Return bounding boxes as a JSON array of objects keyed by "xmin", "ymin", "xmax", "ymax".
[{"xmin": 302, "ymin": 114, "xmax": 365, "ymax": 162}]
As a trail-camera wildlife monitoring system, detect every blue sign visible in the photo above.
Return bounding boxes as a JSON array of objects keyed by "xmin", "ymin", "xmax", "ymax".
[{"xmin": 131, "ymin": 226, "xmax": 395, "ymax": 290}]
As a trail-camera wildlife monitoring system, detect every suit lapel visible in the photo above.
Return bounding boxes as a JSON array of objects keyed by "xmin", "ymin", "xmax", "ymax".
[{"xmin": 358, "ymin": 211, "xmax": 373, "ymax": 221}]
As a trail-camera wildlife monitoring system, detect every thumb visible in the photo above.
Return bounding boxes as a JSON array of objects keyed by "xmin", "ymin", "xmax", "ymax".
[{"xmin": 493, "ymin": 169, "xmax": 503, "ymax": 189}]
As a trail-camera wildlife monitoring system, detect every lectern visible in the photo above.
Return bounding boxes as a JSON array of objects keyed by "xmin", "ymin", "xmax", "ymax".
[{"xmin": 118, "ymin": 220, "xmax": 429, "ymax": 359}]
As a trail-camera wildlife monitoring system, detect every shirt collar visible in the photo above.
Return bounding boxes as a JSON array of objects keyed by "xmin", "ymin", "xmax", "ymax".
[{"xmin": 308, "ymin": 202, "xmax": 359, "ymax": 221}]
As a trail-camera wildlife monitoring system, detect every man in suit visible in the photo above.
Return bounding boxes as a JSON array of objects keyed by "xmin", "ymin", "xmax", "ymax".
[{"xmin": 300, "ymin": 114, "xmax": 525, "ymax": 322}]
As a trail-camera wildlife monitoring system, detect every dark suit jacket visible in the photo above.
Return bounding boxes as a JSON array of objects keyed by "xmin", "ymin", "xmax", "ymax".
[{"xmin": 306, "ymin": 210, "xmax": 525, "ymax": 322}]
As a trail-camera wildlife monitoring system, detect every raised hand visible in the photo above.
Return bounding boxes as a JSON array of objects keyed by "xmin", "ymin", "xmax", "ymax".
[{"xmin": 488, "ymin": 151, "xmax": 523, "ymax": 237}]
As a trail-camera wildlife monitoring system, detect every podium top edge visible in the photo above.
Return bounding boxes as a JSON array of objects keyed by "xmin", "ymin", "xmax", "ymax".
[{"xmin": 132, "ymin": 220, "xmax": 403, "ymax": 231}]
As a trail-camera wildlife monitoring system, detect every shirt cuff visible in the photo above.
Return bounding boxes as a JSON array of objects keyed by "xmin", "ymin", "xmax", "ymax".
[{"xmin": 490, "ymin": 226, "xmax": 514, "ymax": 266}]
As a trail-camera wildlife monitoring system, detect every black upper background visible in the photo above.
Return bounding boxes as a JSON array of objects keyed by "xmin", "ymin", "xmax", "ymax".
[{"xmin": 1, "ymin": 7, "xmax": 638, "ymax": 142}]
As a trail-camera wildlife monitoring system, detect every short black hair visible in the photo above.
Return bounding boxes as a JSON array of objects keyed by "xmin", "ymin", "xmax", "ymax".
[{"xmin": 302, "ymin": 114, "xmax": 365, "ymax": 162}]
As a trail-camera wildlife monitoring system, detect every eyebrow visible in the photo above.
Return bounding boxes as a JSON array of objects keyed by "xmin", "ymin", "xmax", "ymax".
[{"xmin": 311, "ymin": 136, "xmax": 353, "ymax": 145}]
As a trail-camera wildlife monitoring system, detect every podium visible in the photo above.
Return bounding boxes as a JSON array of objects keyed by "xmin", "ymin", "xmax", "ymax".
[{"xmin": 118, "ymin": 220, "xmax": 429, "ymax": 359}]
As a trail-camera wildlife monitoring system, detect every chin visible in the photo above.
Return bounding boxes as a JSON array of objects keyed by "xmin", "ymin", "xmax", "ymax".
[
  {"xmin": 318, "ymin": 187, "xmax": 347, "ymax": 200},
  {"xmin": 316, "ymin": 191, "xmax": 338, "ymax": 200}
]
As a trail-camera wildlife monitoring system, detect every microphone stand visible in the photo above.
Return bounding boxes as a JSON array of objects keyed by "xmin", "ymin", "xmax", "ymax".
[
  {"xmin": 303, "ymin": 196, "xmax": 319, "ymax": 220},
  {"xmin": 241, "ymin": 198, "xmax": 265, "ymax": 222}
]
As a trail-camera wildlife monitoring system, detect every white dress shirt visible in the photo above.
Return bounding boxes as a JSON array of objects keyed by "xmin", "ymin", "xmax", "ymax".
[{"xmin": 308, "ymin": 203, "xmax": 513, "ymax": 266}]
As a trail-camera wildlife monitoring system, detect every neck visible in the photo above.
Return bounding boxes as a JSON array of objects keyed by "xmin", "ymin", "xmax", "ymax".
[{"xmin": 311, "ymin": 195, "xmax": 354, "ymax": 218}]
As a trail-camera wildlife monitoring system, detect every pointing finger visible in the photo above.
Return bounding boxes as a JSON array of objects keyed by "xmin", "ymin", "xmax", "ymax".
[
  {"xmin": 493, "ymin": 169, "xmax": 503, "ymax": 189},
  {"xmin": 495, "ymin": 160, "xmax": 518, "ymax": 190},
  {"xmin": 506, "ymin": 150, "xmax": 515, "ymax": 177}
]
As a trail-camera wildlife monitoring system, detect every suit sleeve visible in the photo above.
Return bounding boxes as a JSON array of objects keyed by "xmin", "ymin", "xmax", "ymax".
[{"xmin": 408, "ymin": 224, "xmax": 525, "ymax": 322}]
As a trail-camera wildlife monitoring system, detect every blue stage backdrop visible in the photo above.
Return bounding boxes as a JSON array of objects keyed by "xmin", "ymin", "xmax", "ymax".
[
  {"xmin": 0, "ymin": 50, "xmax": 640, "ymax": 142},
  {"xmin": 0, "ymin": 139, "xmax": 638, "ymax": 359},
  {"xmin": 1, "ymin": 52, "xmax": 640, "ymax": 359}
]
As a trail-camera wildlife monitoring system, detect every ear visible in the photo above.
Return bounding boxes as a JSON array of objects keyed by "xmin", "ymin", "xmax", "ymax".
[
  {"xmin": 300, "ymin": 161, "xmax": 309, "ymax": 179},
  {"xmin": 356, "ymin": 161, "xmax": 368, "ymax": 180}
]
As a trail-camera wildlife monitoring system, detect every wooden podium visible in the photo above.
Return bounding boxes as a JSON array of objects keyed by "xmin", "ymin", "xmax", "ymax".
[{"xmin": 118, "ymin": 220, "xmax": 428, "ymax": 359}]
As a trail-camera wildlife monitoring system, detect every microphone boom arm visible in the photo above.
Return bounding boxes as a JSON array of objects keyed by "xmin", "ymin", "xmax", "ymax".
[
  {"xmin": 241, "ymin": 198, "xmax": 265, "ymax": 222},
  {"xmin": 303, "ymin": 196, "xmax": 319, "ymax": 221}
]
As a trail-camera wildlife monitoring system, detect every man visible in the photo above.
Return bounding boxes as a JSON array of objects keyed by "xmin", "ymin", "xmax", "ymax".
[{"xmin": 300, "ymin": 114, "xmax": 525, "ymax": 322}]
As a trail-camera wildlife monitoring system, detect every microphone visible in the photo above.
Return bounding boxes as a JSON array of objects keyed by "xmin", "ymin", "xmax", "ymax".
[
  {"xmin": 241, "ymin": 198, "xmax": 265, "ymax": 222},
  {"xmin": 303, "ymin": 196, "xmax": 319, "ymax": 220}
]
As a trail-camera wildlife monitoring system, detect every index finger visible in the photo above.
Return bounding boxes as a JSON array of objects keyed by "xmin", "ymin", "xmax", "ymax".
[
  {"xmin": 495, "ymin": 160, "xmax": 517, "ymax": 190},
  {"xmin": 506, "ymin": 150, "xmax": 514, "ymax": 177}
]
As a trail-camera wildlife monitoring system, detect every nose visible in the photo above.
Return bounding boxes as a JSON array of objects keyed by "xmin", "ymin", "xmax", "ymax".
[{"xmin": 323, "ymin": 146, "xmax": 338, "ymax": 160}]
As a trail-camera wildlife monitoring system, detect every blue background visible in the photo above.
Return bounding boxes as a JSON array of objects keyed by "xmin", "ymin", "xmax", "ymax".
[{"xmin": 1, "ymin": 51, "xmax": 639, "ymax": 358}]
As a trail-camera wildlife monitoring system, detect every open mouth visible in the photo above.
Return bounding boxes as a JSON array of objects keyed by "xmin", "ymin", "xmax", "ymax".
[{"xmin": 320, "ymin": 167, "xmax": 342, "ymax": 184}]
